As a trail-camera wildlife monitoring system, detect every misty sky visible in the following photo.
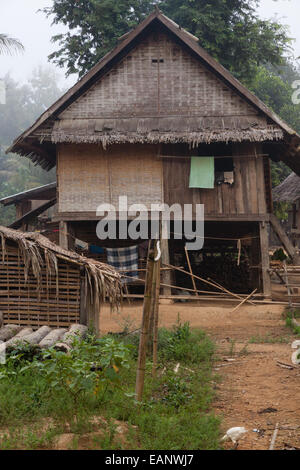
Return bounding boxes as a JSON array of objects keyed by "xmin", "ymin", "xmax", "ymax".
[{"xmin": 0, "ymin": 0, "xmax": 300, "ymax": 89}]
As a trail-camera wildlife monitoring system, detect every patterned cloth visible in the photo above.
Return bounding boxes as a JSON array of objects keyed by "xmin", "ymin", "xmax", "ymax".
[{"xmin": 106, "ymin": 245, "xmax": 139, "ymax": 283}]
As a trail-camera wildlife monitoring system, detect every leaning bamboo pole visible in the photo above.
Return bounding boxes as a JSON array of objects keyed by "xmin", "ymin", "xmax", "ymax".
[
  {"xmin": 184, "ymin": 246, "xmax": 198, "ymax": 297},
  {"xmin": 163, "ymin": 262, "xmax": 254, "ymax": 305},
  {"xmin": 135, "ymin": 248, "xmax": 155, "ymax": 402},
  {"xmin": 152, "ymin": 256, "xmax": 161, "ymax": 377}
]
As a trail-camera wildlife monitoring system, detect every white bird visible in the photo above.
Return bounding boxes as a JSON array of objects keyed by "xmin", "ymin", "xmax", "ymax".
[{"xmin": 221, "ymin": 427, "xmax": 247, "ymax": 448}]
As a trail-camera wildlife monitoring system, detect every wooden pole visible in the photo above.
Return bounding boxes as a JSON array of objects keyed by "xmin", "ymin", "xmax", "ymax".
[
  {"xmin": 259, "ymin": 221, "xmax": 272, "ymax": 299},
  {"xmin": 161, "ymin": 220, "xmax": 172, "ymax": 298},
  {"xmin": 135, "ymin": 249, "xmax": 155, "ymax": 402},
  {"xmin": 148, "ymin": 243, "xmax": 159, "ymax": 352},
  {"xmin": 59, "ymin": 221, "xmax": 68, "ymax": 250},
  {"xmin": 163, "ymin": 262, "xmax": 254, "ymax": 304},
  {"xmin": 184, "ymin": 246, "xmax": 198, "ymax": 296},
  {"xmin": 230, "ymin": 288, "xmax": 257, "ymax": 313},
  {"xmin": 283, "ymin": 261, "xmax": 293, "ymax": 308},
  {"xmin": 152, "ymin": 255, "xmax": 161, "ymax": 377}
]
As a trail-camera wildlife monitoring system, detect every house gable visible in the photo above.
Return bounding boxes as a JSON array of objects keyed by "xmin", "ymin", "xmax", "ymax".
[{"xmin": 60, "ymin": 30, "xmax": 260, "ymax": 121}]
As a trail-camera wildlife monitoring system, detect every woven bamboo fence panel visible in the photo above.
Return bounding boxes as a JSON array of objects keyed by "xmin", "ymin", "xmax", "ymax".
[
  {"xmin": 58, "ymin": 143, "xmax": 162, "ymax": 212},
  {"xmin": 0, "ymin": 244, "xmax": 81, "ymax": 327}
]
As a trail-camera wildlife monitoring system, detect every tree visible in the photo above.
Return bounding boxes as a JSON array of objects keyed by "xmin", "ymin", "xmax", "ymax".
[
  {"xmin": 42, "ymin": 0, "xmax": 291, "ymax": 85},
  {"xmin": 250, "ymin": 62, "xmax": 300, "ymax": 219},
  {"xmin": 0, "ymin": 34, "xmax": 23, "ymax": 55},
  {"xmin": 0, "ymin": 68, "xmax": 64, "ymax": 225}
]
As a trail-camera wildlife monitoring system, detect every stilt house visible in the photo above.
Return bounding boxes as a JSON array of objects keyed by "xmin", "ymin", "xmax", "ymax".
[{"xmin": 7, "ymin": 9, "xmax": 300, "ymax": 298}]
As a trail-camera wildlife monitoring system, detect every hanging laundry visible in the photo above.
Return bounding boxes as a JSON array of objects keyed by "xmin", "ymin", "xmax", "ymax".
[
  {"xmin": 89, "ymin": 245, "xmax": 105, "ymax": 254},
  {"xmin": 106, "ymin": 246, "xmax": 139, "ymax": 282},
  {"xmin": 189, "ymin": 156, "xmax": 215, "ymax": 189}
]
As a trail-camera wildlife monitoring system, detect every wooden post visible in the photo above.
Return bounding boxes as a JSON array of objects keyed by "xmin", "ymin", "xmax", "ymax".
[
  {"xmin": 249, "ymin": 226, "xmax": 261, "ymax": 291},
  {"xmin": 161, "ymin": 219, "xmax": 172, "ymax": 301},
  {"xmin": 148, "ymin": 243, "xmax": 159, "ymax": 351},
  {"xmin": 259, "ymin": 221, "xmax": 272, "ymax": 299},
  {"xmin": 59, "ymin": 221, "xmax": 69, "ymax": 250},
  {"xmin": 135, "ymin": 249, "xmax": 155, "ymax": 402},
  {"xmin": 79, "ymin": 273, "xmax": 87, "ymax": 326},
  {"xmin": 152, "ymin": 255, "xmax": 161, "ymax": 377}
]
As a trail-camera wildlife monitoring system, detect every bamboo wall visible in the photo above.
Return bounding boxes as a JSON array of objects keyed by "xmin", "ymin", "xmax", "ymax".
[
  {"xmin": 57, "ymin": 142, "xmax": 269, "ymax": 220},
  {"xmin": 57, "ymin": 143, "xmax": 163, "ymax": 213},
  {"xmin": 0, "ymin": 243, "xmax": 81, "ymax": 327},
  {"xmin": 60, "ymin": 31, "xmax": 261, "ymax": 121}
]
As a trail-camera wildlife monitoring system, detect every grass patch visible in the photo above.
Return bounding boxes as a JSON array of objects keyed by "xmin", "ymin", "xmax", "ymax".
[
  {"xmin": 249, "ymin": 334, "xmax": 290, "ymax": 344},
  {"xmin": 283, "ymin": 309, "xmax": 300, "ymax": 337},
  {"xmin": 0, "ymin": 320, "xmax": 220, "ymax": 450}
]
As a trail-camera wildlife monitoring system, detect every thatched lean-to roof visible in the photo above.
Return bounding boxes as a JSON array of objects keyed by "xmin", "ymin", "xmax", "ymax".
[
  {"xmin": 50, "ymin": 118, "xmax": 284, "ymax": 148},
  {"xmin": 6, "ymin": 8, "xmax": 300, "ymax": 174},
  {"xmin": 0, "ymin": 226, "xmax": 122, "ymax": 311},
  {"xmin": 272, "ymin": 173, "xmax": 300, "ymax": 203}
]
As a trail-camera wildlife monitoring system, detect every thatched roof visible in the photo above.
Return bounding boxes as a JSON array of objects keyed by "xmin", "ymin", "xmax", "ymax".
[
  {"xmin": 0, "ymin": 226, "xmax": 122, "ymax": 311},
  {"xmin": 7, "ymin": 8, "xmax": 300, "ymax": 172},
  {"xmin": 272, "ymin": 172, "xmax": 300, "ymax": 203}
]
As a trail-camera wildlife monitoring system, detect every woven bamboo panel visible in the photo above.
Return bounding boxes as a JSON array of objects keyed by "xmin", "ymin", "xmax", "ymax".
[
  {"xmin": 58, "ymin": 143, "xmax": 162, "ymax": 212},
  {"xmin": 0, "ymin": 245, "xmax": 80, "ymax": 327},
  {"xmin": 61, "ymin": 31, "xmax": 258, "ymax": 120}
]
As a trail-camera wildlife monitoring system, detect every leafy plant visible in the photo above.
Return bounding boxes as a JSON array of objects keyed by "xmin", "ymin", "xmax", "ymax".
[
  {"xmin": 157, "ymin": 317, "xmax": 215, "ymax": 364},
  {"xmin": 161, "ymin": 373, "xmax": 193, "ymax": 408}
]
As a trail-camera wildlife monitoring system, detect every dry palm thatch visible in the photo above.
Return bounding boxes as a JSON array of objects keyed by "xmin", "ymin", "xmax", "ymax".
[
  {"xmin": 0, "ymin": 34, "xmax": 24, "ymax": 55},
  {"xmin": 0, "ymin": 226, "xmax": 122, "ymax": 312},
  {"xmin": 272, "ymin": 172, "xmax": 300, "ymax": 203}
]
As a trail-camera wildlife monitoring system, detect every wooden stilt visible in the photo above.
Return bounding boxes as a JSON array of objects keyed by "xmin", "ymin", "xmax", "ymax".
[
  {"xmin": 259, "ymin": 221, "xmax": 272, "ymax": 299},
  {"xmin": 59, "ymin": 221, "xmax": 68, "ymax": 250}
]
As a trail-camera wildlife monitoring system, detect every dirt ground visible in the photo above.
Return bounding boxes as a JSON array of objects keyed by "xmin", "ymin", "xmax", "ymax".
[{"xmin": 101, "ymin": 296, "xmax": 300, "ymax": 450}]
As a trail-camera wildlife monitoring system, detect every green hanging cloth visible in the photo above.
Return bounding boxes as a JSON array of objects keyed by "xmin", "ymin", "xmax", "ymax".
[{"xmin": 189, "ymin": 156, "xmax": 214, "ymax": 189}]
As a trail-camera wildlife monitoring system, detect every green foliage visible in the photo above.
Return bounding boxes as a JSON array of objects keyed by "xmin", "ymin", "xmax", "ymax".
[
  {"xmin": 271, "ymin": 248, "xmax": 288, "ymax": 261},
  {"xmin": 157, "ymin": 318, "xmax": 215, "ymax": 364},
  {"xmin": 249, "ymin": 334, "xmax": 289, "ymax": 344},
  {"xmin": 0, "ymin": 325, "xmax": 220, "ymax": 450},
  {"xmin": 42, "ymin": 0, "xmax": 291, "ymax": 84},
  {"xmin": 160, "ymin": 373, "xmax": 193, "ymax": 408},
  {"xmin": 250, "ymin": 63, "xmax": 300, "ymax": 219},
  {"xmin": 0, "ymin": 34, "xmax": 24, "ymax": 55},
  {"xmin": 284, "ymin": 309, "xmax": 300, "ymax": 337}
]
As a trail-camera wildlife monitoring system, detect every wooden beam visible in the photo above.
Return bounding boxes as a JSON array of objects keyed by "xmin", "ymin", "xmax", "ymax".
[
  {"xmin": 53, "ymin": 212, "xmax": 270, "ymax": 222},
  {"xmin": 270, "ymin": 213, "xmax": 300, "ymax": 264},
  {"xmin": 9, "ymin": 198, "xmax": 56, "ymax": 229}
]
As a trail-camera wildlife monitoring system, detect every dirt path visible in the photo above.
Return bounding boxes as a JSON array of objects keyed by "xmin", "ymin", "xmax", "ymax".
[{"xmin": 101, "ymin": 299, "xmax": 300, "ymax": 450}]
